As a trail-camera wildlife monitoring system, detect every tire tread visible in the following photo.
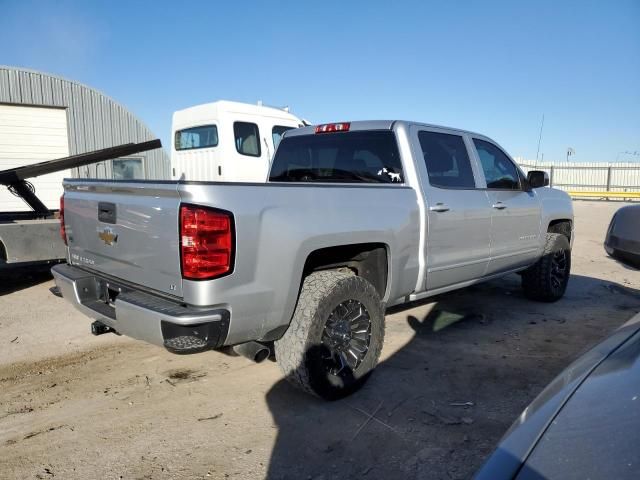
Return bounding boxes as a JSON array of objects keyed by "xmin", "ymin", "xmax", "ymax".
[
  {"xmin": 274, "ymin": 270, "xmax": 384, "ymax": 398},
  {"xmin": 522, "ymin": 233, "xmax": 570, "ymax": 302}
]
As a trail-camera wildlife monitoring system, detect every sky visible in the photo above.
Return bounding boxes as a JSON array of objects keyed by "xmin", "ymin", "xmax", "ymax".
[{"xmin": 0, "ymin": 0, "xmax": 638, "ymax": 163}]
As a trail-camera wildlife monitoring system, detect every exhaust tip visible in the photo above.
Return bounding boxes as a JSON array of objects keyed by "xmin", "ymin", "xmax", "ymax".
[
  {"xmin": 253, "ymin": 347, "xmax": 270, "ymax": 363},
  {"xmin": 233, "ymin": 341, "xmax": 271, "ymax": 363}
]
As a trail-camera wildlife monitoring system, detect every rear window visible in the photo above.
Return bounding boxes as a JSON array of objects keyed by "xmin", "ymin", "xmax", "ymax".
[
  {"xmin": 175, "ymin": 125, "xmax": 218, "ymax": 150},
  {"xmin": 269, "ymin": 130, "xmax": 404, "ymax": 184}
]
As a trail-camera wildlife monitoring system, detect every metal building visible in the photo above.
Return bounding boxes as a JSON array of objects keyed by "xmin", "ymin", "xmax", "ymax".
[{"xmin": 0, "ymin": 65, "xmax": 169, "ymax": 211}]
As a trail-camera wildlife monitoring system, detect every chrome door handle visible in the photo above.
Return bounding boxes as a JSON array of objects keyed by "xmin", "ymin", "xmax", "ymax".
[
  {"xmin": 429, "ymin": 203, "xmax": 450, "ymax": 212},
  {"xmin": 492, "ymin": 202, "xmax": 507, "ymax": 210}
]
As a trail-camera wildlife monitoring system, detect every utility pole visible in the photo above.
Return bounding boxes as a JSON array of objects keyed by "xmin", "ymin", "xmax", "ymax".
[
  {"xmin": 535, "ymin": 113, "xmax": 545, "ymax": 161},
  {"xmin": 566, "ymin": 147, "xmax": 575, "ymax": 162}
]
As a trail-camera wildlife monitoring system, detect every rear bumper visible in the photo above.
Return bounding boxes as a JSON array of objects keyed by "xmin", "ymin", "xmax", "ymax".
[
  {"xmin": 51, "ymin": 263, "xmax": 229, "ymax": 353},
  {"xmin": 605, "ymin": 234, "xmax": 640, "ymax": 256},
  {"xmin": 605, "ymin": 234, "xmax": 640, "ymax": 268}
]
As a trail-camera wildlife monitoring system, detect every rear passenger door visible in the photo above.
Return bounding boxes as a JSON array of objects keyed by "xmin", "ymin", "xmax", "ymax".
[
  {"xmin": 471, "ymin": 138, "xmax": 542, "ymax": 274},
  {"xmin": 412, "ymin": 127, "xmax": 493, "ymax": 291}
]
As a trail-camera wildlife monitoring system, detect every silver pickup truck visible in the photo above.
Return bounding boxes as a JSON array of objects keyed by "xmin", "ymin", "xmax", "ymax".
[{"xmin": 52, "ymin": 121, "xmax": 574, "ymax": 399}]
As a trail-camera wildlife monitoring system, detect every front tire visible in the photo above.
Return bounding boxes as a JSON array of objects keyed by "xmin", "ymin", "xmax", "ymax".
[
  {"xmin": 522, "ymin": 233, "xmax": 571, "ymax": 302},
  {"xmin": 274, "ymin": 270, "xmax": 385, "ymax": 400}
]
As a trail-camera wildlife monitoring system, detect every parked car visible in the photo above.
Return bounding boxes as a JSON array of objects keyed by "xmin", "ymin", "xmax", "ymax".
[
  {"xmin": 52, "ymin": 120, "xmax": 574, "ymax": 399},
  {"xmin": 474, "ymin": 311, "xmax": 640, "ymax": 480},
  {"xmin": 171, "ymin": 100, "xmax": 305, "ymax": 182},
  {"xmin": 605, "ymin": 204, "xmax": 640, "ymax": 268}
]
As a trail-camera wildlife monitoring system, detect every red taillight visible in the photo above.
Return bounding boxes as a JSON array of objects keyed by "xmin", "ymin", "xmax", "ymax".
[
  {"xmin": 59, "ymin": 195, "xmax": 67, "ymax": 245},
  {"xmin": 180, "ymin": 205, "xmax": 234, "ymax": 280},
  {"xmin": 315, "ymin": 122, "xmax": 350, "ymax": 134}
]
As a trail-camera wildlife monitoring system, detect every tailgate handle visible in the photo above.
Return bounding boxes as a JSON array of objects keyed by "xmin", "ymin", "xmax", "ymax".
[{"xmin": 98, "ymin": 202, "xmax": 117, "ymax": 224}]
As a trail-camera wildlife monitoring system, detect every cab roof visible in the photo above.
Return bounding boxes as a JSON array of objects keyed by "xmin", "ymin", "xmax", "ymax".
[
  {"xmin": 173, "ymin": 100, "xmax": 302, "ymax": 129},
  {"xmin": 286, "ymin": 120, "xmax": 488, "ymax": 140}
]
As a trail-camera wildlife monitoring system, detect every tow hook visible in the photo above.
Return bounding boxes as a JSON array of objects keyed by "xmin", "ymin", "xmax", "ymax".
[{"xmin": 91, "ymin": 320, "xmax": 116, "ymax": 336}]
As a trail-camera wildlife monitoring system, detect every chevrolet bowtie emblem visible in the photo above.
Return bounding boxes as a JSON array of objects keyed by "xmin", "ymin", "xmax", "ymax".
[{"xmin": 98, "ymin": 227, "xmax": 118, "ymax": 246}]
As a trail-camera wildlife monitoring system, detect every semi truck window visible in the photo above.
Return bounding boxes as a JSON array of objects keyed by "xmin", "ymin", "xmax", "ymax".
[
  {"xmin": 418, "ymin": 131, "xmax": 476, "ymax": 189},
  {"xmin": 473, "ymin": 139, "xmax": 521, "ymax": 190},
  {"xmin": 269, "ymin": 130, "xmax": 403, "ymax": 184},
  {"xmin": 272, "ymin": 125, "xmax": 295, "ymax": 150},
  {"xmin": 234, "ymin": 122, "xmax": 261, "ymax": 157},
  {"xmin": 175, "ymin": 125, "xmax": 218, "ymax": 150}
]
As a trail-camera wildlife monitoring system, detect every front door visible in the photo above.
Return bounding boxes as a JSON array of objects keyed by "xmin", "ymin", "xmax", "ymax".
[
  {"xmin": 413, "ymin": 128, "xmax": 493, "ymax": 291},
  {"xmin": 471, "ymin": 138, "xmax": 542, "ymax": 274}
]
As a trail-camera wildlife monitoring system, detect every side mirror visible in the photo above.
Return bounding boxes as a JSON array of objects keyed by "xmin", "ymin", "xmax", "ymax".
[{"xmin": 527, "ymin": 170, "xmax": 549, "ymax": 189}]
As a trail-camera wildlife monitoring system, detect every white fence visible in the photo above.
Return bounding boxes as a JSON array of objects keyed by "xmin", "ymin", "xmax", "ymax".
[{"xmin": 518, "ymin": 161, "xmax": 640, "ymax": 193}]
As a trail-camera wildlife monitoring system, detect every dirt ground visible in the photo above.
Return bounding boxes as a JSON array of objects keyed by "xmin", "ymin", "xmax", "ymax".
[{"xmin": 0, "ymin": 201, "xmax": 638, "ymax": 480}]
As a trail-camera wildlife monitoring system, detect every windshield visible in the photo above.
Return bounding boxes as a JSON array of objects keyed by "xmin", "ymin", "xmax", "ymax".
[{"xmin": 269, "ymin": 130, "xmax": 404, "ymax": 184}]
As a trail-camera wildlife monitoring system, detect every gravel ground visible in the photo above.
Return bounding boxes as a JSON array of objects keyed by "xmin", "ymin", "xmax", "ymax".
[{"xmin": 0, "ymin": 201, "xmax": 638, "ymax": 480}]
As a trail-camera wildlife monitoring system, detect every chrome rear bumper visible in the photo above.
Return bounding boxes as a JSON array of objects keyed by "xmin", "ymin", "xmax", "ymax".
[{"xmin": 51, "ymin": 263, "xmax": 229, "ymax": 353}]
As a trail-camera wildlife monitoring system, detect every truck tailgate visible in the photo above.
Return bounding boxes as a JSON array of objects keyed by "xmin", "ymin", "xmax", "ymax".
[{"xmin": 63, "ymin": 181, "xmax": 183, "ymax": 297}]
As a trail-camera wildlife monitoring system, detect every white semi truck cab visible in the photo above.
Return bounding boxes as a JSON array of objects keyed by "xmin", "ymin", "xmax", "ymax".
[{"xmin": 171, "ymin": 100, "xmax": 305, "ymax": 182}]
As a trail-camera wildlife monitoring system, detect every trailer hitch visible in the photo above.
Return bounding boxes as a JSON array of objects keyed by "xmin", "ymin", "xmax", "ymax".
[{"xmin": 91, "ymin": 320, "xmax": 117, "ymax": 336}]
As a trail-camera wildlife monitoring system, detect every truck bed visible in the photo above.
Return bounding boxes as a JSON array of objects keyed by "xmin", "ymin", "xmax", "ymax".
[{"xmin": 61, "ymin": 178, "xmax": 421, "ymax": 344}]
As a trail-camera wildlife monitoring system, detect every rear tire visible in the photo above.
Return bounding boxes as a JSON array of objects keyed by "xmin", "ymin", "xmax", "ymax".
[
  {"xmin": 274, "ymin": 270, "xmax": 385, "ymax": 400},
  {"xmin": 522, "ymin": 233, "xmax": 571, "ymax": 302}
]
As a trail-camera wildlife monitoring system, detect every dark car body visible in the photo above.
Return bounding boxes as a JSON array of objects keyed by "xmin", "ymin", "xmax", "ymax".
[
  {"xmin": 474, "ymin": 312, "xmax": 640, "ymax": 480},
  {"xmin": 605, "ymin": 204, "xmax": 640, "ymax": 268}
]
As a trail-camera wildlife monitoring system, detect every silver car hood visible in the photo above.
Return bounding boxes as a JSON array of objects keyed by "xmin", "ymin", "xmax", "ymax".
[{"xmin": 475, "ymin": 312, "xmax": 640, "ymax": 479}]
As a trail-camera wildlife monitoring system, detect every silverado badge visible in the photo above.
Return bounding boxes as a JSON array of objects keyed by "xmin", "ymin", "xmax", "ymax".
[{"xmin": 98, "ymin": 227, "xmax": 118, "ymax": 246}]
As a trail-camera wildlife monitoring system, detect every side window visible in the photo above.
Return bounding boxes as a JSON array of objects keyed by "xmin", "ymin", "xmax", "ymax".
[
  {"xmin": 418, "ymin": 131, "xmax": 476, "ymax": 189},
  {"xmin": 272, "ymin": 125, "xmax": 295, "ymax": 150},
  {"xmin": 175, "ymin": 125, "xmax": 218, "ymax": 150},
  {"xmin": 473, "ymin": 139, "xmax": 520, "ymax": 190},
  {"xmin": 234, "ymin": 122, "xmax": 261, "ymax": 157}
]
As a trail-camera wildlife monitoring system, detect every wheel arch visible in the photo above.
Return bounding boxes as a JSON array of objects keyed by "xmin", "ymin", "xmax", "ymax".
[
  {"xmin": 547, "ymin": 218, "xmax": 572, "ymax": 243},
  {"xmin": 301, "ymin": 243, "xmax": 390, "ymax": 300},
  {"xmin": 260, "ymin": 242, "xmax": 390, "ymax": 344}
]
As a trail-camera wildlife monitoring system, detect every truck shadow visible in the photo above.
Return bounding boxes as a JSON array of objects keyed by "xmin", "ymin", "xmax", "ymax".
[
  {"xmin": 0, "ymin": 264, "xmax": 55, "ymax": 296},
  {"xmin": 264, "ymin": 273, "xmax": 640, "ymax": 480}
]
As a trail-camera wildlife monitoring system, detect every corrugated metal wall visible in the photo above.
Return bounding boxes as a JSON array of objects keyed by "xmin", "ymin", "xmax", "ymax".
[
  {"xmin": 0, "ymin": 66, "xmax": 169, "ymax": 179},
  {"xmin": 519, "ymin": 161, "xmax": 640, "ymax": 193}
]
